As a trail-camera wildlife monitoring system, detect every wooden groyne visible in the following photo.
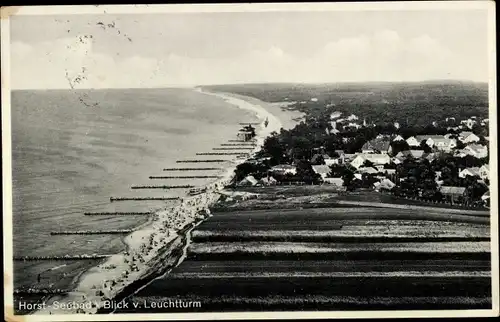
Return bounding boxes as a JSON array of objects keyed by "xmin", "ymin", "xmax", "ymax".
[
  {"xmin": 84, "ymin": 212, "xmax": 152, "ymax": 216},
  {"xmin": 110, "ymin": 197, "xmax": 179, "ymax": 202},
  {"xmin": 220, "ymin": 144, "xmax": 256, "ymax": 147},
  {"xmin": 14, "ymin": 254, "xmax": 111, "ymax": 261},
  {"xmin": 163, "ymin": 168, "xmax": 222, "ymax": 171},
  {"xmin": 196, "ymin": 152, "xmax": 248, "ymax": 156},
  {"xmin": 14, "ymin": 288, "xmax": 70, "ymax": 295},
  {"xmin": 228, "ymin": 140, "xmax": 256, "ymax": 143},
  {"xmin": 176, "ymin": 160, "xmax": 227, "ymax": 163},
  {"xmin": 50, "ymin": 230, "xmax": 134, "ymax": 235},
  {"xmin": 239, "ymin": 122, "xmax": 261, "ymax": 125},
  {"xmin": 149, "ymin": 176, "xmax": 222, "ymax": 179},
  {"xmin": 131, "ymin": 185, "xmax": 194, "ymax": 190}
]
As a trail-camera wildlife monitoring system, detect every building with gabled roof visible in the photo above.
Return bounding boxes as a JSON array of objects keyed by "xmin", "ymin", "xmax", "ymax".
[
  {"xmin": 418, "ymin": 136, "xmax": 457, "ymax": 152},
  {"xmin": 312, "ymin": 165, "xmax": 331, "ymax": 179},
  {"xmin": 361, "ymin": 139, "xmax": 392, "ymax": 154},
  {"xmin": 237, "ymin": 175, "xmax": 258, "ymax": 187},
  {"xmin": 270, "ymin": 164, "xmax": 297, "ymax": 175},
  {"xmin": 406, "ymin": 136, "xmax": 421, "ymax": 147},
  {"xmin": 458, "ymin": 131, "xmax": 480, "ymax": 144},
  {"xmin": 461, "ymin": 144, "xmax": 488, "ymax": 159},
  {"xmin": 350, "ymin": 153, "xmax": 391, "ymax": 169},
  {"xmin": 374, "ymin": 178, "xmax": 396, "ymax": 191},
  {"xmin": 459, "ymin": 167, "xmax": 481, "ymax": 178},
  {"xmin": 330, "ymin": 111, "xmax": 342, "ymax": 120},
  {"xmin": 396, "ymin": 150, "xmax": 425, "ymax": 159},
  {"xmin": 440, "ymin": 186, "xmax": 467, "ymax": 204},
  {"xmin": 358, "ymin": 167, "xmax": 379, "ymax": 174},
  {"xmin": 392, "ymin": 135, "xmax": 404, "ymax": 142}
]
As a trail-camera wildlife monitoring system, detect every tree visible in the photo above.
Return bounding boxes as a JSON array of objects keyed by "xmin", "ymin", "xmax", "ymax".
[
  {"xmin": 455, "ymin": 139, "xmax": 466, "ymax": 150},
  {"xmin": 390, "ymin": 140, "xmax": 410, "ymax": 156},
  {"xmin": 329, "ymin": 164, "xmax": 345, "ymax": 177},
  {"xmin": 361, "ymin": 173, "xmax": 378, "ymax": 188},
  {"xmin": 262, "ymin": 134, "xmax": 286, "ymax": 165},
  {"xmin": 233, "ymin": 161, "xmax": 269, "ymax": 182},
  {"xmin": 420, "ymin": 140, "xmax": 432, "ymax": 153},
  {"xmin": 295, "ymin": 160, "xmax": 322, "ymax": 184},
  {"xmin": 362, "ymin": 160, "xmax": 374, "ymax": 167},
  {"xmin": 311, "ymin": 154, "xmax": 325, "ymax": 165},
  {"xmin": 342, "ymin": 168, "xmax": 355, "ymax": 190},
  {"xmin": 465, "ymin": 177, "xmax": 488, "ymax": 204}
]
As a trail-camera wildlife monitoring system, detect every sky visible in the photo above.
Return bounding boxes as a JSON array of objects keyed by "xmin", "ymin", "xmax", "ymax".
[{"xmin": 9, "ymin": 7, "xmax": 492, "ymax": 89}]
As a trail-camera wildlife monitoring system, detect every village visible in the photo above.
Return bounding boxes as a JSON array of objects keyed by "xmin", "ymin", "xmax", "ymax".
[{"xmin": 233, "ymin": 109, "xmax": 490, "ymax": 209}]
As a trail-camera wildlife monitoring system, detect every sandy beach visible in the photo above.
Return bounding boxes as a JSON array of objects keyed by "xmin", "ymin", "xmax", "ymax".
[{"xmin": 32, "ymin": 89, "xmax": 290, "ymax": 315}]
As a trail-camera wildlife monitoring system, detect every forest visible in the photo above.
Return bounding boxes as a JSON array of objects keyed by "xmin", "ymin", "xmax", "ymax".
[{"xmin": 202, "ymin": 81, "xmax": 489, "ymax": 127}]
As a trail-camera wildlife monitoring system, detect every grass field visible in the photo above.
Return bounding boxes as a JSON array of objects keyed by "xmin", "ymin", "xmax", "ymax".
[{"xmin": 124, "ymin": 203, "xmax": 491, "ymax": 312}]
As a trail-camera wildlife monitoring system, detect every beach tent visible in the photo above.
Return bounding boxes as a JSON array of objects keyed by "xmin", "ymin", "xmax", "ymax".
[{"xmin": 237, "ymin": 175, "xmax": 258, "ymax": 187}]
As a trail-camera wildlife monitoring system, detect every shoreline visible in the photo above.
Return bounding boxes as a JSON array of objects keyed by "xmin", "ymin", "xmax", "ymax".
[{"xmin": 32, "ymin": 89, "xmax": 287, "ymax": 315}]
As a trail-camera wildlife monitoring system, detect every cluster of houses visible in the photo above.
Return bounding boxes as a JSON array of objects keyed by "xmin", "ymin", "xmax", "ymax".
[
  {"xmin": 235, "ymin": 111, "xmax": 490, "ymax": 207},
  {"xmin": 326, "ymin": 112, "xmax": 369, "ymax": 134}
]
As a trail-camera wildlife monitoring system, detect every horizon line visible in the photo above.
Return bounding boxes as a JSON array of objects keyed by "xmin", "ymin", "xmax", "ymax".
[{"xmin": 10, "ymin": 79, "xmax": 489, "ymax": 91}]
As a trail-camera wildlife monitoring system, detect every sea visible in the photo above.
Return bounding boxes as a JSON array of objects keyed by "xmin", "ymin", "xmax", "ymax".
[{"xmin": 10, "ymin": 88, "xmax": 259, "ymax": 299}]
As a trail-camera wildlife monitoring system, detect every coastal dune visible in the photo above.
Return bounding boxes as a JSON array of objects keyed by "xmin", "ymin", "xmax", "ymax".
[{"xmin": 33, "ymin": 89, "xmax": 287, "ymax": 315}]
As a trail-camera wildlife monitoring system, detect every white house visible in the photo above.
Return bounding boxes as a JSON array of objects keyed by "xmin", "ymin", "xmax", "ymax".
[
  {"xmin": 350, "ymin": 154, "xmax": 391, "ymax": 169},
  {"xmin": 361, "ymin": 139, "xmax": 391, "ymax": 154},
  {"xmin": 396, "ymin": 150, "xmax": 425, "ymax": 159},
  {"xmin": 461, "ymin": 118, "xmax": 477, "ymax": 129},
  {"xmin": 358, "ymin": 167, "xmax": 379, "ymax": 174},
  {"xmin": 324, "ymin": 177, "xmax": 344, "ymax": 186},
  {"xmin": 237, "ymin": 175, "xmax": 258, "ymax": 186},
  {"xmin": 458, "ymin": 131, "xmax": 480, "ymax": 144},
  {"xmin": 376, "ymin": 178, "xmax": 396, "ymax": 191},
  {"xmin": 343, "ymin": 153, "xmax": 357, "ymax": 162},
  {"xmin": 258, "ymin": 176, "xmax": 277, "ymax": 186},
  {"xmin": 424, "ymin": 136, "xmax": 457, "ymax": 152},
  {"xmin": 479, "ymin": 164, "xmax": 490, "ymax": 180},
  {"xmin": 329, "ymin": 121, "xmax": 341, "ymax": 135},
  {"xmin": 392, "ymin": 135, "xmax": 404, "ymax": 142},
  {"xmin": 346, "ymin": 122, "xmax": 361, "ymax": 129},
  {"xmin": 406, "ymin": 136, "xmax": 421, "ymax": 147},
  {"xmin": 310, "ymin": 97, "xmax": 318, "ymax": 102},
  {"xmin": 460, "ymin": 144, "xmax": 488, "ymax": 159},
  {"xmin": 384, "ymin": 169, "xmax": 396, "ymax": 175},
  {"xmin": 459, "ymin": 167, "xmax": 481, "ymax": 178},
  {"xmin": 312, "ymin": 165, "xmax": 331, "ymax": 179},
  {"xmin": 330, "ymin": 111, "xmax": 342, "ymax": 120},
  {"xmin": 346, "ymin": 114, "xmax": 359, "ymax": 121},
  {"xmin": 324, "ymin": 155, "xmax": 344, "ymax": 166},
  {"xmin": 270, "ymin": 164, "xmax": 297, "ymax": 175},
  {"xmin": 392, "ymin": 157, "xmax": 403, "ymax": 165}
]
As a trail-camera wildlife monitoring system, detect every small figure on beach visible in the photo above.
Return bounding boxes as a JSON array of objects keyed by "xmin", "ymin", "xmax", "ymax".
[
  {"xmin": 37, "ymin": 273, "xmax": 41, "ymax": 283},
  {"xmin": 264, "ymin": 117, "xmax": 269, "ymax": 128}
]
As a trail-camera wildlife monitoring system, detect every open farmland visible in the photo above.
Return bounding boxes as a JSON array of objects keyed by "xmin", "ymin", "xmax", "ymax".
[{"xmin": 120, "ymin": 188, "xmax": 491, "ymax": 312}]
